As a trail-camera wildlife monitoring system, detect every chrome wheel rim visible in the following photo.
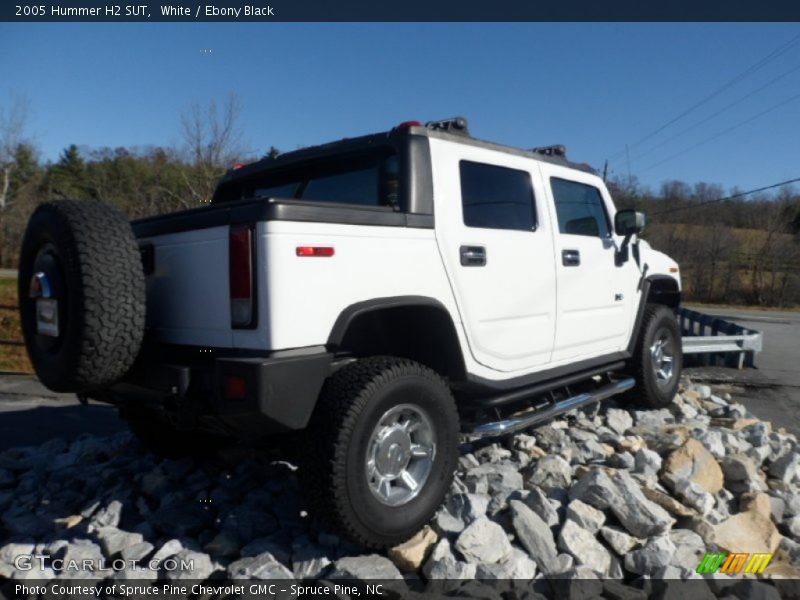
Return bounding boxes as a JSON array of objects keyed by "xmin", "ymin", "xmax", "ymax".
[
  {"xmin": 366, "ymin": 403, "xmax": 436, "ymax": 507},
  {"xmin": 650, "ymin": 329, "xmax": 675, "ymax": 386}
]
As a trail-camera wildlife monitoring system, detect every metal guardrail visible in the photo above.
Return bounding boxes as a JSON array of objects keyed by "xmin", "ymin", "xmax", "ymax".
[{"xmin": 679, "ymin": 307, "xmax": 762, "ymax": 369}]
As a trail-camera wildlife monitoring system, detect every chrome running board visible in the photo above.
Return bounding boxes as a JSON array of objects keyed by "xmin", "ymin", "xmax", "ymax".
[{"xmin": 468, "ymin": 377, "xmax": 635, "ymax": 438}]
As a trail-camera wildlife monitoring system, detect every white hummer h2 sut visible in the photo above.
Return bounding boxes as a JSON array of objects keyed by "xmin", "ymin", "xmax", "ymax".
[{"xmin": 18, "ymin": 118, "xmax": 682, "ymax": 548}]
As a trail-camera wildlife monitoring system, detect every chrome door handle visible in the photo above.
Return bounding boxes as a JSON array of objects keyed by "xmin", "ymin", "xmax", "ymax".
[
  {"xmin": 460, "ymin": 245, "xmax": 486, "ymax": 267},
  {"xmin": 562, "ymin": 249, "xmax": 580, "ymax": 266}
]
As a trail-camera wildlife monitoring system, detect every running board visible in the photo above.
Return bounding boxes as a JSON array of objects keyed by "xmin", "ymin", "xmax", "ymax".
[{"xmin": 467, "ymin": 377, "xmax": 635, "ymax": 438}]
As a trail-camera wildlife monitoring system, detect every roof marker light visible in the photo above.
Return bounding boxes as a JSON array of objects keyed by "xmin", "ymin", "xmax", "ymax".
[{"xmin": 296, "ymin": 246, "xmax": 335, "ymax": 257}]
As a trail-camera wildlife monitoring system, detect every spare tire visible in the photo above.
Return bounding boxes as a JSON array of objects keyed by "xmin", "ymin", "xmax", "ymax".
[{"xmin": 18, "ymin": 200, "xmax": 145, "ymax": 392}]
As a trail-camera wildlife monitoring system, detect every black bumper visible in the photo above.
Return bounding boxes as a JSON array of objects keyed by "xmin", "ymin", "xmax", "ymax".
[{"xmin": 107, "ymin": 346, "xmax": 333, "ymax": 432}]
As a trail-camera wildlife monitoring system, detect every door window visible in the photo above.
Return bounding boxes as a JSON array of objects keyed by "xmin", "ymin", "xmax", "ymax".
[
  {"xmin": 550, "ymin": 178, "xmax": 611, "ymax": 238},
  {"xmin": 459, "ymin": 161, "xmax": 536, "ymax": 231}
]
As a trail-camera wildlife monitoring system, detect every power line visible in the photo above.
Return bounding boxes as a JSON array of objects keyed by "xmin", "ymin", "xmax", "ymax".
[
  {"xmin": 649, "ymin": 177, "xmax": 800, "ymax": 216},
  {"xmin": 629, "ymin": 61, "xmax": 800, "ymax": 164},
  {"xmin": 608, "ymin": 32, "xmax": 800, "ymax": 160},
  {"xmin": 639, "ymin": 90, "xmax": 800, "ymax": 173}
]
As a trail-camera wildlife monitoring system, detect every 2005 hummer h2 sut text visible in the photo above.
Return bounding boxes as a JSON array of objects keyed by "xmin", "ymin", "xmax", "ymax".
[{"xmin": 18, "ymin": 118, "xmax": 682, "ymax": 548}]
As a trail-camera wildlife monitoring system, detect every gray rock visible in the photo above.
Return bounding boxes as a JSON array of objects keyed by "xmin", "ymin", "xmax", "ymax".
[
  {"xmin": 600, "ymin": 525, "xmax": 642, "ymax": 555},
  {"xmin": 422, "ymin": 538, "xmax": 477, "ymax": 580},
  {"xmin": 241, "ymin": 537, "xmax": 291, "ymax": 565},
  {"xmin": 624, "ymin": 535, "xmax": 676, "ymax": 575},
  {"xmin": 465, "ymin": 463, "xmax": 523, "ymax": 497},
  {"xmin": 447, "ymin": 493, "xmax": 490, "ymax": 524},
  {"xmin": 163, "ymin": 549, "xmax": 215, "ymax": 580},
  {"xmin": 229, "ymin": 552, "xmax": 294, "ymax": 579},
  {"xmin": 557, "ymin": 519, "xmax": 612, "ymax": 575},
  {"xmin": 96, "ymin": 527, "xmax": 144, "ymax": 557},
  {"xmin": 606, "ymin": 409, "xmax": 633, "ymax": 435},
  {"xmin": 454, "ymin": 516, "xmax": 512, "ymax": 564},
  {"xmin": 668, "ymin": 529, "xmax": 705, "ymax": 568},
  {"xmin": 330, "ymin": 554, "xmax": 403, "ymax": 580},
  {"xmin": 475, "ymin": 547, "xmax": 537, "ymax": 579},
  {"xmin": 721, "ymin": 453, "xmax": 766, "ymax": 492},
  {"xmin": 695, "ymin": 430, "xmax": 726, "ymax": 459},
  {"xmin": 150, "ymin": 539, "xmax": 185, "ymax": 564},
  {"xmin": 525, "ymin": 455, "xmax": 572, "ymax": 492},
  {"xmin": 432, "ymin": 504, "xmax": 466, "ymax": 537},
  {"xmin": 674, "ymin": 479, "xmax": 715, "ymax": 515},
  {"xmin": 569, "ymin": 468, "xmax": 675, "ymax": 538},
  {"xmin": 769, "ymin": 451, "xmax": 800, "ymax": 483},
  {"xmin": 520, "ymin": 485, "xmax": 560, "ymax": 527},
  {"xmin": 89, "ymin": 499, "xmax": 124, "ymax": 530},
  {"xmin": 566, "ymin": 499, "xmax": 606, "ymax": 534},
  {"xmin": 120, "ymin": 541, "xmax": 154, "ymax": 563},
  {"xmin": 0, "ymin": 541, "xmax": 35, "ymax": 566},
  {"xmin": 475, "ymin": 444, "xmax": 512, "ymax": 463},
  {"xmin": 632, "ymin": 409, "xmax": 674, "ymax": 428},
  {"xmin": 292, "ymin": 543, "xmax": 331, "ymax": 579},
  {"xmin": 785, "ymin": 515, "xmax": 800, "ymax": 538},
  {"xmin": 509, "ymin": 499, "xmax": 558, "ymax": 573},
  {"xmin": 607, "ymin": 451, "xmax": 636, "ymax": 470},
  {"xmin": 63, "ymin": 539, "xmax": 105, "ymax": 571},
  {"xmin": 634, "ymin": 448, "xmax": 662, "ymax": 477},
  {"xmin": 573, "ymin": 439, "xmax": 610, "ymax": 464}
]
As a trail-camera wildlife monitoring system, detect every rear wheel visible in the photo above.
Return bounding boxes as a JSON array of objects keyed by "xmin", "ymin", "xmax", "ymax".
[
  {"xmin": 626, "ymin": 304, "xmax": 683, "ymax": 408},
  {"xmin": 301, "ymin": 356, "xmax": 459, "ymax": 548}
]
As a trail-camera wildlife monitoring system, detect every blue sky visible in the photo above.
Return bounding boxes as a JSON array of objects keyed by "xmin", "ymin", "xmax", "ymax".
[{"xmin": 1, "ymin": 23, "xmax": 799, "ymax": 193}]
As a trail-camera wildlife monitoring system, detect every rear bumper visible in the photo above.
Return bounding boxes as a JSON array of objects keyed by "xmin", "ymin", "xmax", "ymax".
[{"xmin": 104, "ymin": 345, "xmax": 333, "ymax": 433}]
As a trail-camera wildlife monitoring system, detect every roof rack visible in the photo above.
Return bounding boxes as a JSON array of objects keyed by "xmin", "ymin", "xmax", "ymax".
[
  {"xmin": 425, "ymin": 117, "xmax": 470, "ymax": 135},
  {"xmin": 530, "ymin": 145, "xmax": 567, "ymax": 157}
]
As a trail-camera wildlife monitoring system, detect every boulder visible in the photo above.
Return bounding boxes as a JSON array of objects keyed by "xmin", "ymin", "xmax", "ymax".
[
  {"xmin": 662, "ymin": 439, "xmax": 724, "ymax": 495},
  {"xmin": 557, "ymin": 519, "xmax": 612, "ymax": 575},
  {"xmin": 454, "ymin": 517, "xmax": 513, "ymax": 564},
  {"xmin": 525, "ymin": 455, "xmax": 572, "ymax": 492},
  {"xmin": 566, "ymin": 499, "xmax": 606, "ymax": 534},
  {"xmin": 508, "ymin": 499, "xmax": 558, "ymax": 573},
  {"xmin": 388, "ymin": 525, "xmax": 438, "ymax": 571}
]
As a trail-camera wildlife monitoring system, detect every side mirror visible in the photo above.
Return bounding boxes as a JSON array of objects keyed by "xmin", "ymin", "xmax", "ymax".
[
  {"xmin": 614, "ymin": 209, "xmax": 646, "ymax": 236},
  {"xmin": 614, "ymin": 210, "xmax": 645, "ymax": 266}
]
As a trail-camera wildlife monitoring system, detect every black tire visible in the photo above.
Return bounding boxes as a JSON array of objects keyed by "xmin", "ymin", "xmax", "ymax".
[
  {"xmin": 626, "ymin": 304, "xmax": 683, "ymax": 408},
  {"xmin": 18, "ymin": 201, "xmax": 145, "ymax": 393},
  {"xmin": 120, "ymin": 406, "xmax": 229, "ymax": 458},
  {"xmin": 301, "ymin": 356, "xmax": 459, "ymax": 548}
]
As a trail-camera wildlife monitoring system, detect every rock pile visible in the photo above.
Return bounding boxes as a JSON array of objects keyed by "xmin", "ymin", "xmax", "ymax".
[{"xmin": 1, "ymin": 379, "xmax": 800, "ymax": 598}]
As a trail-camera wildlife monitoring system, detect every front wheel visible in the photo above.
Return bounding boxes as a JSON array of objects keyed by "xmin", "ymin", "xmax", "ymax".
[
  {"xmin": 300, "ymin": 357, "xmax": 459, "ymax": 548},
  {"xmin": 626, "ymin": 304, "xmax": 683, "ymax": 408}
]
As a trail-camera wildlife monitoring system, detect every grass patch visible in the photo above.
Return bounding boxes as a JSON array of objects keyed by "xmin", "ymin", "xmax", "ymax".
[{"xmin": 0, "ymin": 277, "xmax": 31, "ymax": 373}]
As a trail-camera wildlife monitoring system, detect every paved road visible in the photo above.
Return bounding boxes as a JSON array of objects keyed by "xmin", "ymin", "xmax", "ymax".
[
  {"xmin": 684, "ymin": 304, "xmax": 800, "ymax": 436},
  {"xmin": 0, "ymin": 374, "xmax": 126, "ymax": 450}
]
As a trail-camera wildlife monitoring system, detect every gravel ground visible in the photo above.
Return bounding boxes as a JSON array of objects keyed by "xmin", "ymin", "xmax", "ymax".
[{"xmin": 2, "ymin": 378, "xmax": 800, "ymax": 598}]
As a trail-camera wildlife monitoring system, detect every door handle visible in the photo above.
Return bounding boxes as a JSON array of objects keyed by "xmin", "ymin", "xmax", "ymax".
[
  {"xmin": 562, "ymin": 249, "xmax": 580, "ymax": 266},
  {"xmin": 460, "ymin": 245, "xmax": 486, "ymax": 266}
]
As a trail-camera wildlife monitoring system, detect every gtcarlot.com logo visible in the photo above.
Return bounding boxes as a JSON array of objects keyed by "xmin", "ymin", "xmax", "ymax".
[
  {"xmin": 14, "ymin": 554, "xmax": 194, "ymax": 572},
  {"xmin": 696, "ymin": 552, "xmax": 773, "ymax": 575}
]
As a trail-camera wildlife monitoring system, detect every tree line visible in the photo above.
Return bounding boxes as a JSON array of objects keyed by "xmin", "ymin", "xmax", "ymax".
[{"xmin": 1, "ymin": 95, "xmax": 799, "ymax": 307}]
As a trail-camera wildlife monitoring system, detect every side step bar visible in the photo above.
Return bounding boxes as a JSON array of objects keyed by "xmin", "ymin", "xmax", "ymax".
[{"xmin": 467, "ymin": 377, "xmax": 635, "ymax": 438}]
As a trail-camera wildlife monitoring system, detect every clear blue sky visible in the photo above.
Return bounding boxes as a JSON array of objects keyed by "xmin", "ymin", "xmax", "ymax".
[{"xmin": 2, "ymin": 23, "xmax": 799, "ymax": 194}]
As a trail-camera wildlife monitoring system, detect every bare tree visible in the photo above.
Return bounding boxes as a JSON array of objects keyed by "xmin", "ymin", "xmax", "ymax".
[
  {"xmin": 180, "ymin": 93, "xmax": 244, "ymax": 205},
  {"xmin": 0, "ymin": 95, "xmax": 30, "ymax": 210}
]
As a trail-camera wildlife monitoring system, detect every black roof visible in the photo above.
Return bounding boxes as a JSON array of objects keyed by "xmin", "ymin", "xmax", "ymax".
[{"xmin": 219, "ymin": 122, "xmax": 596, "ymax": 184}]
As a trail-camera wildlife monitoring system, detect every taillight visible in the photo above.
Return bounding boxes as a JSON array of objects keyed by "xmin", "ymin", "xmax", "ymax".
[
  {"xmin": 224, "ymin": 375, "xmax": 247, "ymax": 400},
  {"xmin": 229, "ymin": 224, "xmax": 254, "ymax": 328}
]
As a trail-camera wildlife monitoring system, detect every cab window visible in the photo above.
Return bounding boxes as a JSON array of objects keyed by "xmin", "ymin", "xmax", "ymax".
[
  {"xmin": 550, "ymin": 178, "xmax": 611, "ymax": 238},
  {"xmin": 459, "ymin": 161, "xmax": 536, "ymax": 231}
]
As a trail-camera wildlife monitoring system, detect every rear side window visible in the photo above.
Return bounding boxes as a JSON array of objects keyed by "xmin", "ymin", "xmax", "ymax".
[
  {"xmin": 550, "ymin": 178, "xmax": 611, "ymax": 238},
  {"xmin": 215, "ymin": 151, "xmax": 400, "ymax": 208},
  {"xmin": 459, "ymin": 161, "xmax": 536, "ymax": 231}
]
